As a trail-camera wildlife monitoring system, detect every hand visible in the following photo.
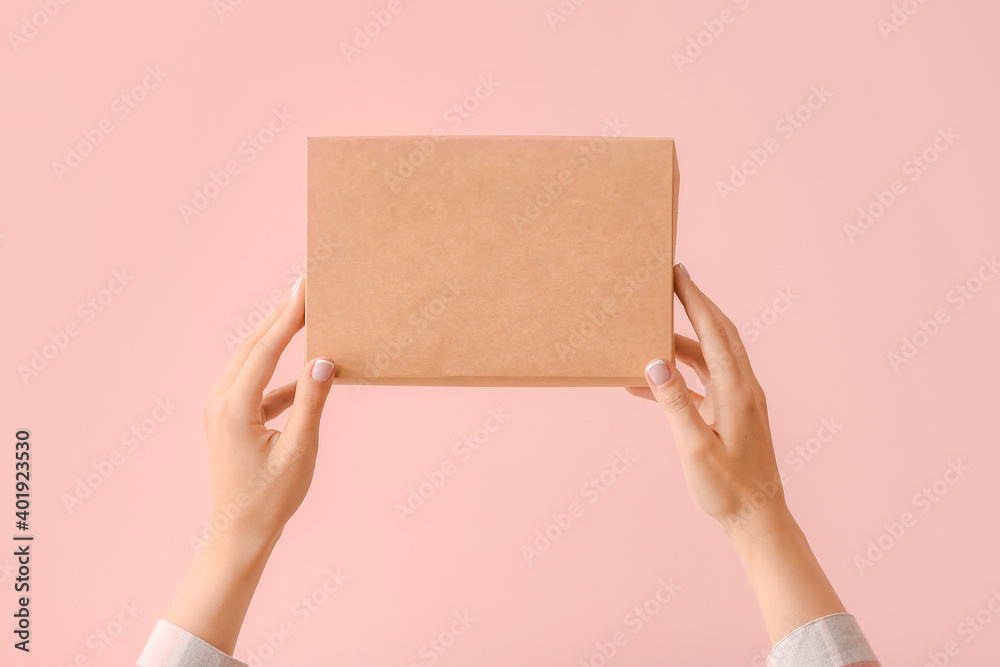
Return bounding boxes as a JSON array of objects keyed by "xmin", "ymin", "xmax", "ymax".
[
  {"xmin": 629, "ymin": 264, "xmax": 846, "ymax": 645},
  {"xmin": 628, "ymin": 264, "xmax": 786, "ymax": 539},
  {"xmin": 163, "ymin": 276, "xmax": 337, "ymax": 655},
  {"xmin": 203, "ymin": 275, "xmax": 336, "ymax": 548}
]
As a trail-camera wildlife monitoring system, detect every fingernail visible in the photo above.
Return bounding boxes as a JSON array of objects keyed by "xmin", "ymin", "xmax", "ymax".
[
  {"xmin": 646, "ymin": 359, "xmax": 671, "ymax": 388},
  {"xmin": 291, "ymin": 276, "xmax": 302, "ymax": 297},
  {"xmin": 677, "ymin": 263, "xmax": 690, "ymax": 280},
  {"xmin": 311, "ymin": 359, "xmax": 334, "ymax": 382}
]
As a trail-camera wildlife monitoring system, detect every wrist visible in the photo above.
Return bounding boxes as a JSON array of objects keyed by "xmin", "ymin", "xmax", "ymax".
[
  {"xmin": 202, "ymin": 519, "xmax": 281, "ymax": 578},
  {"xmin": 723, "ymin": 499, "xmax": 796, "ymax": 550},
  {"xmin": 164, "ymin": 521, "xmax": 281, "ymax": 656},
  {"xmin": 209, "ymin": 497, "xmax": 285, "ymax": 556}
]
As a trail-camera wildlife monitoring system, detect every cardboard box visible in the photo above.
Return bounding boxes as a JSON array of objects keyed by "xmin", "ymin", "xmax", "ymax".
[{"xmin": 305, "ymin": 135, "xmax": 678, "ymax": 387}]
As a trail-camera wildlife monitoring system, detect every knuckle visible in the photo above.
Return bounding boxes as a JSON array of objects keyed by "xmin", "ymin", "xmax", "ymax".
[
  {"xmin": 250, "ymin": 335, "xmax": 279, "ymax": 365},
  {"xmin": 298, "ymin": 392, "xmax": 325, "ymax": 414},
  {"xmin": 216, "ymin": 395, "xmax": 241, "ymax": 425},
  {"xmin": 660, "ymin": 387, "xmax": 691, "ymax": 414},
  {"xmin": 709, "ymin": 351, "xmax": 737, "ymax": 376}
]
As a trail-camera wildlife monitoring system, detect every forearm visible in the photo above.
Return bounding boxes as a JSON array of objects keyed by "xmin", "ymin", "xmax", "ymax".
[
  {"xmin": 729, "ymin": 504, "xmax": 846, "ymax": 646},
  {"xmin": 162, "ymin": 529, "xmax": 278, "ymax": 656}
]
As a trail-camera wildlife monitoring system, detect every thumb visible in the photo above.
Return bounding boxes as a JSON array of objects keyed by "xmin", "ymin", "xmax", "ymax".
[
  {"xmin": 283, "ymin": 358, "xmax": 336, "ymax": 446},
  {"xmin": 645, "ymin": 358, "xmax": 714, "ymax": 453}
]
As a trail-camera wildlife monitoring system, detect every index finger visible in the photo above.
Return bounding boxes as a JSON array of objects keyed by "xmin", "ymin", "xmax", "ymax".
[
  {"xmin": 227, "ymin": 278, "xmax": 307, "ymax": 412},
  {"xmin": 213, "ymin": 277, "xmax": 302, "ymax": 401},
  {"xmin": 697, "ymin": 286, "xmax": 763, "ymax": 392},
  {"xmin": 673, "ymin": 265, "xmax": 752, "ymax": 388}
]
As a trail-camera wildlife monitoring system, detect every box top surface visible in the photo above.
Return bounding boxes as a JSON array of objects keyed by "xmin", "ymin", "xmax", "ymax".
[{"xmin": 306, "ymin": 135, "xmax": 677, "ymax": 386}]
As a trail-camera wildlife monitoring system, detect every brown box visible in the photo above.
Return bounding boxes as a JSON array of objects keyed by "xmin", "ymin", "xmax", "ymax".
[{"xmin": 305, "ymin": 135, "xmax": 678, "ymax": 387}]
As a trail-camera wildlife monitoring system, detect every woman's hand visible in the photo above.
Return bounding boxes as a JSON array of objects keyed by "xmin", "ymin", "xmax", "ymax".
[
  {"xmin": 629, "ymin": 264, "xmax": 846, "ymax": 645},
  {"xmin": 163, "ymin": 276, "xmax": 336, "ymax": 656},
  {"xmin": 628, "ymin": 264, "xmax": 786, "ymax": 539},
  {"xmin": 203, "ymin": 276, "xmax": 335, "ymax": 548}
]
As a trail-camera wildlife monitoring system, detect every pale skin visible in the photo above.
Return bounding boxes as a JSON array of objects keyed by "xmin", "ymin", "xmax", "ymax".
[
  {"xmin": 162, "ymin": 264, "xmax": 845, "ymax": 657},
  {"xmin": 164, "ymin": 276, "xmax": 336, "ymax": 654},
  {"xmin": 626, "ymin": 263, "xmax": 846, "ymax": 645}
]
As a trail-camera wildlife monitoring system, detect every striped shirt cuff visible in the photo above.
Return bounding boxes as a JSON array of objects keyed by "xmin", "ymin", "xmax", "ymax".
[
  {"xmin": 137, "ymin": 620, "xmax": 249, "ymax": 667},
  {"xmin": 766, "ymin": 612, "xmax": 880, "ymax": 667}
]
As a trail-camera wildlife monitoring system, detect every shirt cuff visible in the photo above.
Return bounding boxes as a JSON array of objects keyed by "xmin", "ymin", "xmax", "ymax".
[
  {"xmin": 137, "ymin": 620, "xmax": 249, "ymax": 667},
  {"xmin": 766, "ymin": 612, "xmax": 880, "ymax": 667}
]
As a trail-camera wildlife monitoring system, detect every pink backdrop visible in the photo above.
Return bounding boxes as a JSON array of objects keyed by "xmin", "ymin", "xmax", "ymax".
[{"xmin": 3, "ymin": 1, "xmax": 999, "ymax": 665}]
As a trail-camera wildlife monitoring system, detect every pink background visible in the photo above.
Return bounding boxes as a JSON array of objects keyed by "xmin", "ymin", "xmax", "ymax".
[{"xmin": 3, "ymin": 1, "xmax": 999, "ymax": 665}]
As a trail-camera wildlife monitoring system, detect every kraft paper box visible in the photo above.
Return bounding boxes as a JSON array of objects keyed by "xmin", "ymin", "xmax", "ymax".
[{"xmin": 305, "ymin": 135, "xmax": 678, "ymax": 387}]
